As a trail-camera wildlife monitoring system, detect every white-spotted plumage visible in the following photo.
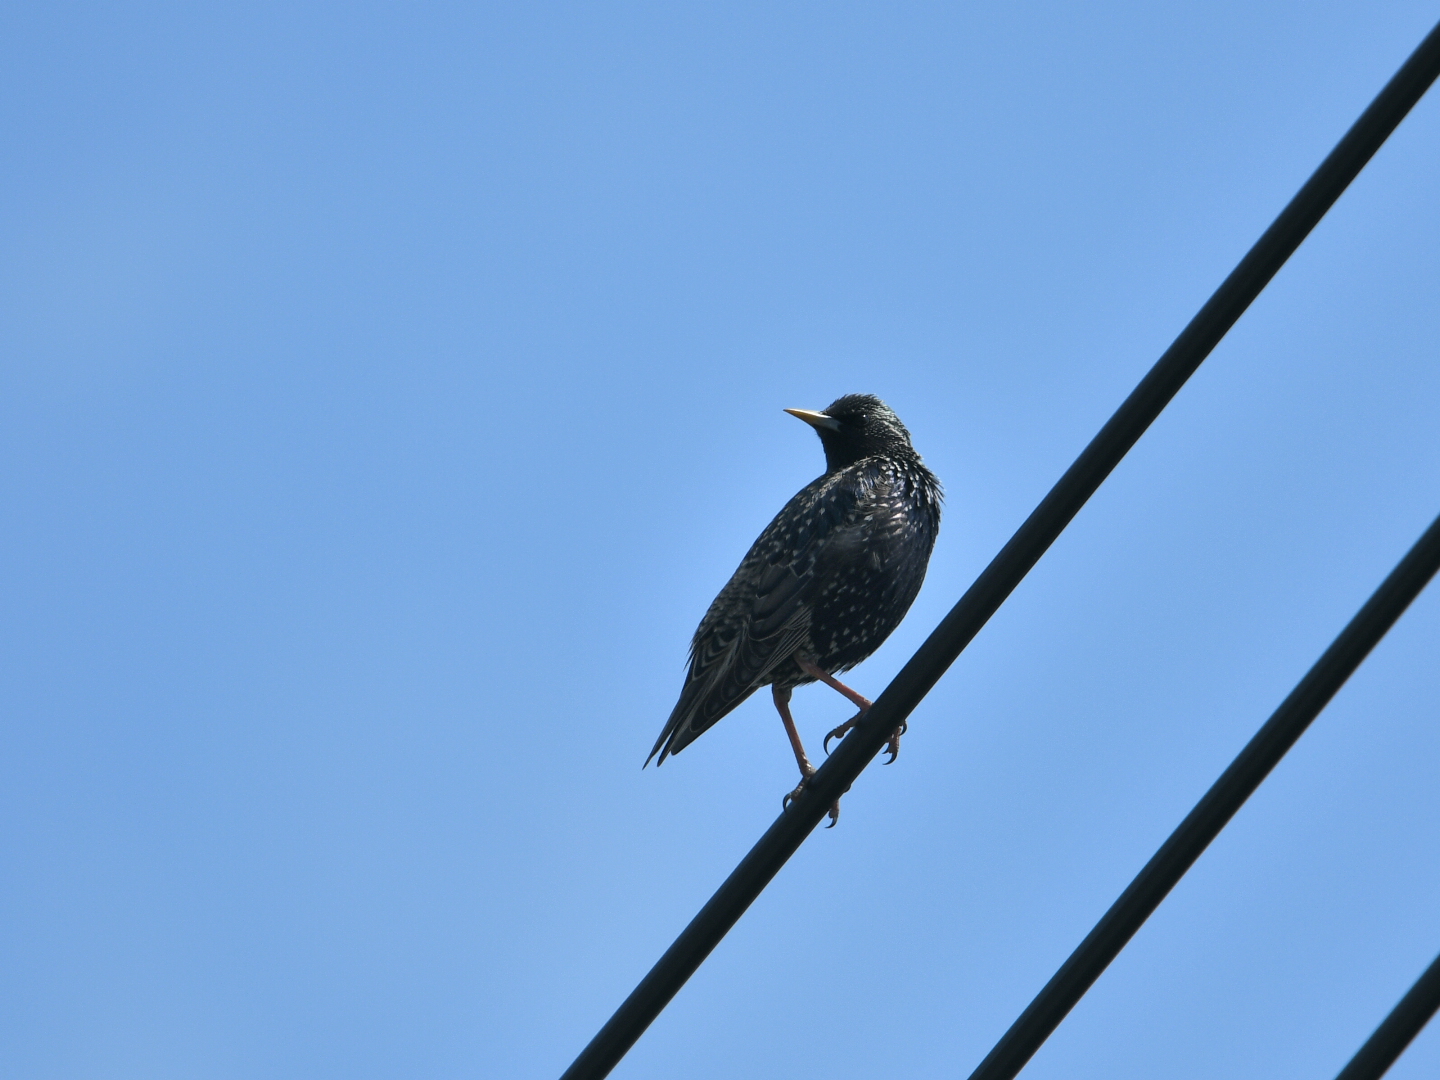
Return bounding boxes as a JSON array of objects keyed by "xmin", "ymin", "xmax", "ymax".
[{"xmin": 648, "ymin": 395, "xmax": 941, "ymax": 767}]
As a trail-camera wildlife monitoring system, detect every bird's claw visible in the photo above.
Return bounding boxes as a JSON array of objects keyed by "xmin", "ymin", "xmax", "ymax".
[
  {"xmin": 782, "ymin": 761, "xmax": 815, "ymax": 812},
  {"xmin": 824, "ymin": 713, "xmax": 908, "ymax": 764},
  {"xmin": 883, "ymin": 719, "xmax": 908, "ymax": 764},
  {"xmin": 782, "ymin": 776, "xmax": 841, "ymax": 827},
  {"xmin": 823, "ymin": 710, "xmax": 866, "ymax": 755}
]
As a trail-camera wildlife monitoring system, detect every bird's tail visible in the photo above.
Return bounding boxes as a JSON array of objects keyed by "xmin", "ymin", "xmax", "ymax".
[
  {"xmin": 645, "ymin": 668, "xmax": 760, "ymax": 768},
  {"xmin": 644, "ymin": 678, "xmax": 705, "ymax": 767}
]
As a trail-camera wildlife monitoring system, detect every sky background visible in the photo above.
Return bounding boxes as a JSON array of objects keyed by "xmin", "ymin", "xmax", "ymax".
[{"xmin": 2, "ymin": 3, "xmax": 1439, "ymax": 1079}]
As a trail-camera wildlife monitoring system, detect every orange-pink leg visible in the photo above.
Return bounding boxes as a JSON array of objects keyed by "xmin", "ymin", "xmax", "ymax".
[
  {"xmin": 796, "ymin": 657, "xmax": 906, "ymax": 764},
  {"xmin": 795, "ymin": 657, "xmax": 872, "ymax": 711},
  {"xmin": 773, "ymin": 685, "xmax": 840, "ymax": 827},
  {"xmin": 772, "ymin": 684, "xmax": 814, "ymax": 778}
]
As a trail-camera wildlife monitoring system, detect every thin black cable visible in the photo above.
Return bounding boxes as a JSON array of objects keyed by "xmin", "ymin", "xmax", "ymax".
[
  {"xmin": 560, "ymin": 21, "xmax": 1440, "ymax": 1080},
  {"xmin": 966, "ymin": 511, "xmax": 1440, "ymax": 1080},
  {"xmin": 1334, "ymin": 952, "xmax": 1440, "ymax": 1080}
]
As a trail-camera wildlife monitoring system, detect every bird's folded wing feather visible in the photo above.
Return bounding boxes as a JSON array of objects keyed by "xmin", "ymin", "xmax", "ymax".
[{"xmin": 648, "ymin": 472, "xmax": 870, "ymax": 763}]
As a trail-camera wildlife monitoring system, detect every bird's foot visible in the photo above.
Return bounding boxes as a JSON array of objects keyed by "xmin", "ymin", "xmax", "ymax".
[
  {"xmin": 782, "ymin": 769, "xmax": 841, "ymax": 828},
  {"xmin": 823, "ymin": 711, "xmax": 863, "ymax": 755},
  {"xmin": 884, "ymin": 719, "xmax": 907, "ymax": 764},
  {"xmin": 823, "ymin": 713, "xmax": 908, "ymax": 764}
]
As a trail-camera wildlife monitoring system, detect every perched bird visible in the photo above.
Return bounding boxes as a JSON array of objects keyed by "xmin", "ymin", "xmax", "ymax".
[{"xmin": 646, "ymin": 394, "xmax": 942, "ymax": 823}]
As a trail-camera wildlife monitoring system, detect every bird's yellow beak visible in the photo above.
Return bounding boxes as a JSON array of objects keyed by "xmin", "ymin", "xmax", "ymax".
[{"xmin": 784, "ymin": 408, "xmax": 842, "ymax": 432}]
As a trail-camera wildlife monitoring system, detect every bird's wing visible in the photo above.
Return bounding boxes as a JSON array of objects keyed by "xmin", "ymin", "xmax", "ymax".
[{"xmin": 647, "ymin": 472, "xmax": 868, "ymax": 765}]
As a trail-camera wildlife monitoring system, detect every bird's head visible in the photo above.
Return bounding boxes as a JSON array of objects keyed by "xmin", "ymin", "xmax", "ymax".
[{"xmin": 785, "ymin": 394, "xmax": 916, "ymax": 472}]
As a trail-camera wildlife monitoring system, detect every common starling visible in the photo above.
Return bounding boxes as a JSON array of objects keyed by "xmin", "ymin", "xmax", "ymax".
[{"xmin": 646, "ymin": 394, "xmax": 942, "ymax": 823}]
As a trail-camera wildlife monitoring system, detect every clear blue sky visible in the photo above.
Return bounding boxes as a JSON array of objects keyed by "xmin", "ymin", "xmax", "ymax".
[{"xmin": 2, "ymin": 4, "xmax": 1438, "ymax": 1079}]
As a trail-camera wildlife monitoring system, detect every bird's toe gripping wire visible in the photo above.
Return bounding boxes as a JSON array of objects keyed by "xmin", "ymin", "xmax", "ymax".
[
  {"xmin": 823, "ymin": 713, "xmax": 907, "ymax": 763},
  {"xmin": 823, "ymin": 712, "xmax": 862, "ymax": 755},
  {"xmin": 883, "ymin": 718, "xmax": 908, "ymax": 764},
  {"xmin": 782, "ymin": 775, "xmax": 841, "ymax": 828}
]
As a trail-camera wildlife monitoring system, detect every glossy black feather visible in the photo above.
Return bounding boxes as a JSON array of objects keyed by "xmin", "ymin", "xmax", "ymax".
[{"xmin": 648, "ymin": 395, "xmax": 941, "ymax": 766}]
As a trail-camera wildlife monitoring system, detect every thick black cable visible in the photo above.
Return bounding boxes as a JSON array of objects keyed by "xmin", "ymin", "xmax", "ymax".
[
  {"xmin": 966, "ymin": 511, "xmax": 1440, "ymax": 1080},
  {"xmin": 559, "ymin": 21, "xmax": 1440, "ymax": 1080},
  {"xmin": 1334, "ymin": 952, "xmax": 1440, "ymax": 1080}
]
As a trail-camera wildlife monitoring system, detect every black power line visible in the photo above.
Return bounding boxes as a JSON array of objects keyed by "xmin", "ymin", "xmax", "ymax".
[
  {"xmin": 967, "ymin": 510, "xmax": 1440, "ymax": 1080},
  {"xmin": 1334, "ymin": 951, "xmax": 1440, "ymax": 1080},
  {"xmin": 559, "ymin": 20, "xmax": 1440, "ymax": 1080}
]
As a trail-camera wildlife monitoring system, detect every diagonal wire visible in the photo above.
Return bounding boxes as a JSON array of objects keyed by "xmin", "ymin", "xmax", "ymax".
[
  {"xmin": 967, "ymin": 510, "xmax": 1440, "ymax": 1080},
  {"xmin": 1334, "ymin": 951, "xmax": 1440, "ymax": 1080},
  {"xmin": 559, "ymin": 19, "xmax": 1440, "ymax": 1080}
]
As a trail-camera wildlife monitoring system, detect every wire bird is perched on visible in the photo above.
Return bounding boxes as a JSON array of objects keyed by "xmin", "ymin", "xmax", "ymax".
[{"xmin": 647, "ymin": 394, "xmax": 942, "ymax": 824}]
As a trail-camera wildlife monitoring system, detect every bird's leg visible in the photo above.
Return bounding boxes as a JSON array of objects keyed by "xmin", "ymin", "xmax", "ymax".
[
  {"xmin": 795, "ymin": 657, "xmax": 873, "ymax": 711},
  {"xmin": 797, "ymin": 657, "xmax": 907, "ymax": 764},
  {"xmin": 824, "ymin": 715, "xmax": 907, "ymax": 763},
  {"xmin": 773, "ymin": 685, "xmax": 840, "ymax": 827},
  {"xmin": 772, "ymin": 684, "xmax": 814, "ymax": 778}
]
